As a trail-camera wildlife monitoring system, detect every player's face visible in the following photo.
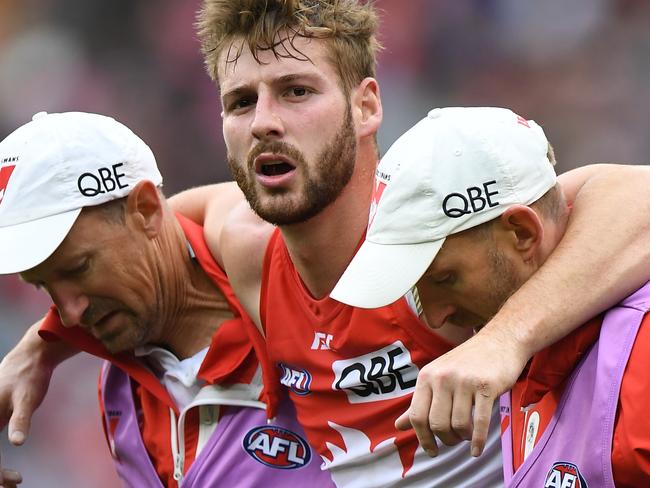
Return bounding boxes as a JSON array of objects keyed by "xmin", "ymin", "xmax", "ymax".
[
  {"xmin": 415, "ymin": 230, "xmax": 526, "ymax": 331},
  {"xmin": 219, "ymin": 36, "xmax": 357, "ymax": 225},
  {"xmin": 20, "ymin": 207, "xmax": 161, "ymax": 353}
]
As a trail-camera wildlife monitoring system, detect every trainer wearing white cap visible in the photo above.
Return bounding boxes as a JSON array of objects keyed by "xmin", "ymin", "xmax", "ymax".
[
  {"xmin": 0, "ymin": 111, "xmax": 162, "ymax": 274},
  {"xmin": 0, "ymin": 112, "xmax": 332, "ymax": 487},
  {"xmin": 331, "ymin": 107, "xmax": 557, "ymax": 309},
  {"xmin": 332, "ymin": 106, "xmax": 650, "ymax": 486}
]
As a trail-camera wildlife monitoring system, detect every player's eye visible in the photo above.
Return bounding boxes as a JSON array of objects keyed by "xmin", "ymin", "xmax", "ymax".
[
  {"xmin": 285, "ymin": 86, "xmax": 312, "ymax": 99},
  {"xmin": 231, "ymin": 96, "xmax": 257, "ymax": 111}
]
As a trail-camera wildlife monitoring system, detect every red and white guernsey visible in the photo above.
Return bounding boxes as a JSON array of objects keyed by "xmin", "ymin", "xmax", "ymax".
[{"xmin": 260, "ymin": 230, "xmax": 503, "ymax": 487}]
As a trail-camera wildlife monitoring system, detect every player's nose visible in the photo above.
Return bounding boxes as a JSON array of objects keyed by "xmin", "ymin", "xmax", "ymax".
[{"xmin": 251, "ymin": 92, "xmax": 284, "ymax": 140}]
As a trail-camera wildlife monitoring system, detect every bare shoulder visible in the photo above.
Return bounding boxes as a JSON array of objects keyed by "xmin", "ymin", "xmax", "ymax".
[{"xmin": 218, "ymin": 201, "xmax": 274, "ymax": 328}]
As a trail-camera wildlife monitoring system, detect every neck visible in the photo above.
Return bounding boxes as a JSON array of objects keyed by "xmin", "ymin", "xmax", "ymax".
[
  {"xmin": 281, "ymin": 149, "xmax": 376, "ymax": 299},
  {"xmin": 151, "ymin": 216, "xmax": 233, "ymax": 359}
]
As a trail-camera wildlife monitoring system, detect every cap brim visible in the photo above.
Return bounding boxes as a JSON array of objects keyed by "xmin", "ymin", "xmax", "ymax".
[
  {"xmin": 331, "ymin": 238, "xmax": 445, "ymax": 309},
  {"xmin": 0, "ymin": 209, "xmax": 82, "ymax": 274}
]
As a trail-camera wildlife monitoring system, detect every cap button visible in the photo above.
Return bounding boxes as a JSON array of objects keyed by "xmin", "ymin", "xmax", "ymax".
[{"xmin": 32, "ymin": 111, "xmax": 48, "ymax": 121}]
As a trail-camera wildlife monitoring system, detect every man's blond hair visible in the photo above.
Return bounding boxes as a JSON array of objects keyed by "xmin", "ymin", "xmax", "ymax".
[{"xmin": 196, "ymin": 0, "xmax": 382, "ymax": 94}]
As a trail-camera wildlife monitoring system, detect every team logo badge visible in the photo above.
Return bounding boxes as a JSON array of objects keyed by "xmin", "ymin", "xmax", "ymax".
[
  {"xmin": 544, "ymin": 461, "xmax": 588, "ymax": 488},
  {"xmin": 311, "ymin": 332, "xmax": 333, "ymax": 350},
  {"xmin": 0, "ymin": 165, "xmax": 16, "ymax": 205},
  {"xmin": 243, "ymin": 425, "xmax": 311, "ymax": 469},
  {"xmin": 279, "ymin": 363, "xmax": 312, "ymax": 395},
  {"xmin": 368, "ymin": 177, "xmax": 387, "ymax": 229}
]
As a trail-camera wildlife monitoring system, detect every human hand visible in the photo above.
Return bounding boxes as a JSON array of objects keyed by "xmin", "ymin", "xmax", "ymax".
[
  {"xmin": 0, "ymin": 459, "xmax": 22, "ymax": 488},
  {"xmin": 0, "ymin": 322, "xmax": 62, "ymax": 446},
  {"xmin": 395, "ymin": 329, "xmax": 529, "ymax": 457}
]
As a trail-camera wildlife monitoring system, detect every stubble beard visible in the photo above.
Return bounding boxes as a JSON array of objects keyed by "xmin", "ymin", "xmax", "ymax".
[
  {"xmin": 228, "ymin": 104, "xmax": 357, "ymax": 226},
  {"xmin": 474, "ymin": 247, "xmax": 525, "ymax": 330}
]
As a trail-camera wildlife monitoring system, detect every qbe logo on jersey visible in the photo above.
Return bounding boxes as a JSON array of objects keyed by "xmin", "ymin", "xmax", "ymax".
[
  {"xmin": 243, "ymin": 425, "xmax": 311, "ymax": 469},
  {"xmin": 544, "ymin": 462, "xmax": 588, "ymax": 488},
  {"xmin": 332, "ymin": 341, "xmax": 418, "ymax": 403}
]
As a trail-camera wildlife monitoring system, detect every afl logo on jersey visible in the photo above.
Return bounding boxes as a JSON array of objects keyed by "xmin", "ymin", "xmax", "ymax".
[
  {"xmin": 279, "ymin": 363, "xmax": 312, "ymax": 395},
  {"xmin": 243, "ymin": 425, "xmax": 311, "ymax": 469},
  {"xmin": 544, "ymin": 462, "xmax": 588, "ymax": 488}
]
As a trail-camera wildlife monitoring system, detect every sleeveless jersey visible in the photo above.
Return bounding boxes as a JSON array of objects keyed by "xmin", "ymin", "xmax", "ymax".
[
  {"xmin": 261, "ymin": 229, "xmax": 503, "ymax": 487},
  {"xmin": 500, "ymin": 282, "xmax": 650, "ymax": 487},
  {"xmin": 40, "ymin": 215, "xmax": 332, "ymax": 487}
]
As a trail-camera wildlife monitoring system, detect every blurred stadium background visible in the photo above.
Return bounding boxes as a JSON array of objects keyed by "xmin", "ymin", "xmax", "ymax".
[{"xmin": 1, "ymin": 0, "xmax": 649, "ymax": 485}]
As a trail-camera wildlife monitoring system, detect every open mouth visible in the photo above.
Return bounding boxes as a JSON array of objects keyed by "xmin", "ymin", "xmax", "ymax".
[
  {"xmin": 255, "ymin": 153, "xmax": 296, "ymax": 178},
  {"xmin": 260, "ymin": 161, "xmax": 295, "ymax": 176}
]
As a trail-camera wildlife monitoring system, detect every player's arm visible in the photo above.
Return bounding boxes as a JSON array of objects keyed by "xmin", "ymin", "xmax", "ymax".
[
  {"xmin": 399, "ymin": 163, "xmax": 650, "ymax": 457},
  {"xmin": 216, "ymin": 201, "xmax": 274, "ymax": 332},
  {"xmin": 0, "ymin": 320, "xmax": 77, "ymax": 446},
  {"xmin": 168, "ymin": 181, "xmax": 245, "ymax": 267},
  {"xmin": 170, "ymin": 182, "xmax": 271, "ymax": 330}
]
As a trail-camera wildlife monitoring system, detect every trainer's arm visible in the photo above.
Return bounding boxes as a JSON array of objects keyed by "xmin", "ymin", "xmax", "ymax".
[
  {"xmin": 399, "ymin": 163, "xmax": 650, "ymax": 457},
  {"xmin": 0, "ymin": 321, "xmax": 77, "ymax": 446}
]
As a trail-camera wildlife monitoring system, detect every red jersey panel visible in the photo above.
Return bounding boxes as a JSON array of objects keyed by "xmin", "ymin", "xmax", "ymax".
[{"xmin": 260, "ymin": 230, "xmax": 504, "ymax": 487}]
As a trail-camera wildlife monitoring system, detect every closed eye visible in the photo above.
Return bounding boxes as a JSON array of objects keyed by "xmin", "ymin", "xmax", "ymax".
[
  {"xmin": 61, "ymin": 259, "xmax": 90, "ymax": 278},
  {"xmin": 430, "ymin": 273, "xmax": 456, "ymax": 285}
]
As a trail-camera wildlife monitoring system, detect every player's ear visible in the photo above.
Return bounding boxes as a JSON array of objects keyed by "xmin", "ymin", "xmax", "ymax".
[
  {"xmin": 352, "ymin": 77, "xmax": 382, "ymax": 138},
  {"xmin": 497, "ymin": 205, "xmax": 544, "ymax": 263},
  {"xmin": 126, "ymin": 180, "xmax": 163, "ymax": 239}
]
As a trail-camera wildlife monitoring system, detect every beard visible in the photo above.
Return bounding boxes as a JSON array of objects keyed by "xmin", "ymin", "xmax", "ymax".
[
  {"xmin": 471, "ymin": 246, "xmax": 524, "ymax": 330},
  {"xmin": 80, "ymin": 298, "xmax": 147, "ymax": 353},
  {"xmin": 227, "ymin": 104, "xmax": 357, "ymax": 226}
]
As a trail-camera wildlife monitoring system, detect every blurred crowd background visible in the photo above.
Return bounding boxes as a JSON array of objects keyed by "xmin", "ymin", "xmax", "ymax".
[{"xmin": 1, "ymin": 0, "xmax": 649, "ymax": 485}]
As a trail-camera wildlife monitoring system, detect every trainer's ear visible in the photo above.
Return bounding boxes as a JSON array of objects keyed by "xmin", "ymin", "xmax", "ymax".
[
  {"xmin": 352, "ymin": 77, "xmax": 382, "ymax": 138},
  {"xmin": 497, "ymin": 205, "xmax": 544, "ymax": 263},
  {"xmin": 126, "ymin": 180, "xmax": 163, "ymax": 239}
]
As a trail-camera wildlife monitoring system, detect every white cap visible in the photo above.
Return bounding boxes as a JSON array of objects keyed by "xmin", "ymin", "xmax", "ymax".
[
  {"xmin": 331, "ymin": 107, "xmax": 557, "ymax": 308},
  {"xmin": 0, "ymin": 111, "xmax": 162, "ymax": 274}
]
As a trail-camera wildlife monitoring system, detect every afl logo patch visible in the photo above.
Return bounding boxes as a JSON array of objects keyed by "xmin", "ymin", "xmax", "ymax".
[
  {"xmin": 279, "ymin": 363, "xmax": 312, "ymax": 396},
  {"xmin": 544, "ymin": 461, "xmax": 588, "ymax": 488},
  {"xmin": 243, "ymin": 425, "xmax": 311, "ymax": 469}
]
